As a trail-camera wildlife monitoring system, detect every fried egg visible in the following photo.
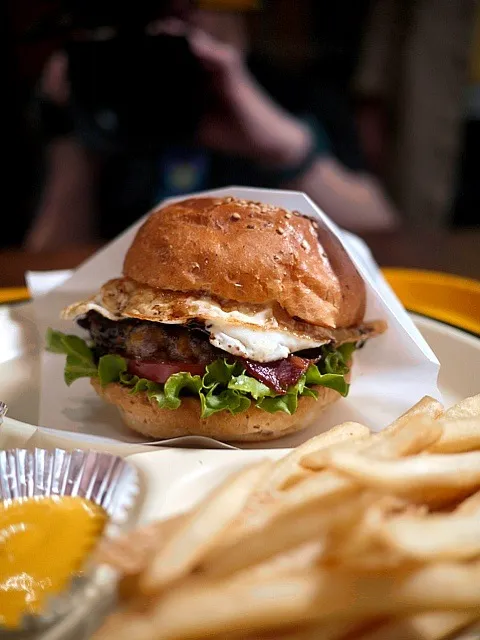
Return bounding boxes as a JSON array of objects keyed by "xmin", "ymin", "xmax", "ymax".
[
  {"xmin": 62, "ymin": 278, "xmax": 327, "ymax": 362},
  {"xmin": 207, "ymin": 322, "xmax": 324, "ymax": 361}
]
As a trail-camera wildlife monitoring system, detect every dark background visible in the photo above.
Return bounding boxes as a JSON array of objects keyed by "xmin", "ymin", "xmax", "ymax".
[{"xmin": 3, "ymin": 0, "xmax": 479, "ymax": 249}]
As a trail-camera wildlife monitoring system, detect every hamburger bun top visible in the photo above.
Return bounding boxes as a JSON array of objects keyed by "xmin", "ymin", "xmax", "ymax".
[{"xmin": 123, "ymin": 197, "xmax": 366, "ymax": 329}]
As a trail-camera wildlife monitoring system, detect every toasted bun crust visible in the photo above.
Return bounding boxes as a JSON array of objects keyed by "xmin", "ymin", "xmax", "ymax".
[
  {"xmin": 91, "ymin": 379, "xmax": 341, "ymax": 443},
  {"xmin": 123, "ymin": 197, "xmax": 365, "ymax": 329}
]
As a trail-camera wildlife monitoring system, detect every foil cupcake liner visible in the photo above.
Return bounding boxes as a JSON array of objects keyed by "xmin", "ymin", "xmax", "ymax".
[
  {"xmin": 0, "ymin": 447, "xmax": 140, "ymax": 636},
  {"xmin": 0, "ymin": 447, "xmax": 138, "ymax": 522}
]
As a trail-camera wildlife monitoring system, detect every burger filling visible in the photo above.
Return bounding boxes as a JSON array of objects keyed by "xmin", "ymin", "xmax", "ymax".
[{"xmin": 46, "ymin": 310, "xmax": 367, "ymax": 417}]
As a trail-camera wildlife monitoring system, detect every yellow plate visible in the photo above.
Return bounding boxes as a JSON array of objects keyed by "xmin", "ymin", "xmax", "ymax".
[
  {"xmin": 0, "ymin": 287, "xmax": 30, "ymax": 305},
  {"xmin": 382, "ymin": 268, "xmax": 480, "ymax": 336}
]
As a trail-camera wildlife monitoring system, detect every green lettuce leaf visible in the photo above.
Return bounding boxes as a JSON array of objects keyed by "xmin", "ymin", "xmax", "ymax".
[
  {"xmin": 228, "ymin": 374, "xmax": 274, "ymax": 400},
  {"xmin": 323, "ymin": 351, "xmax": 348, "ymax": 375},
  {"xmin": 47, "ymin": 328, "xmax": 356, "ymax": 416},
  {"xmin": 291, "ymin": 374, "xmax": 307, "ymax": 395},
  {"xmin": 118, "ymin": 372, "xmax": 140, "ymax": 387},
  {"xmin": 305, "ymin": 364, "xmax": 350, "ymax": 397},
  {"xmin": 98, "ymin": 354, "xmax": 127, "ymax": 387},
  {"xmin": 338, "ymin": 342, "xmax": 356, "ymax": 362},
  {"xmin": 46, "ymin": 329, "xmax": 97, "ymax": 386},
  {"xmin": 46, "ymin": 328, "xmax": 90, "ymax": 358},
  {"xmin": 161, "ymin": 372, "xmax": 203, "ymax": 410},
  {"xmin": 200, "ymin": 388, "xmax": 251, "ymax": 418},
  {"xmin": 202, "ymin": 359, "xmax": 242, "ymax": 388},
  {"xmin": 127, "ymin": 372, "xmax": 203, "ymax": 411},
  {"xmin": 320, "ymin": 342, "xmax": 354, "ymax": 376},
  {"xmin": 257, "ymin": 393, "xmax": 298, "ymax": 415},
  {"xmin": 64, "ymin": 355, "xmax": 97, "ymax": 386},
  {"xmin": 232, "ymin": 394, "xmax": 252, "ymax": 415},
  {"xmin": 300, "ymin": 386, "xmax": 318, "ymax": 399},
  {"xmin": 124, "ymin": 375, "xmax": 164, "ymax": 397}
]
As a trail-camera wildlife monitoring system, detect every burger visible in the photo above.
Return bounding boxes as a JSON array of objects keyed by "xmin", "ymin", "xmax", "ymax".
[{"xmin": 47, "ymin": 197, "xmax": 386, "ymax": 442}]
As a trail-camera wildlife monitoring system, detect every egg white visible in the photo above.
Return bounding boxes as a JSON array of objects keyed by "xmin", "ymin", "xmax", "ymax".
[
  {"xmin": 63, "ymin": 289, "xmax": 326, "ymax": 362},
  {"xmin": 207, "ymin": 321, "xmax": 324, "ymax": 361}
]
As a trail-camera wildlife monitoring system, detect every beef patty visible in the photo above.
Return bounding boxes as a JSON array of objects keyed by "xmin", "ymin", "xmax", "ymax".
[{"xmin": 79, "ymin": 311, "xmax": 220, "ymax": 364}]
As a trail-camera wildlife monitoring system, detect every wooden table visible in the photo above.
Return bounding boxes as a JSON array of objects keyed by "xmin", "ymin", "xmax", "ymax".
[
  {"xmin": 0, "ymin": 230, "xmax": 479, "ymax": 290},
  {"xmin": 0, "ymin": 245, "xmax": 101, "ymax": 290}
]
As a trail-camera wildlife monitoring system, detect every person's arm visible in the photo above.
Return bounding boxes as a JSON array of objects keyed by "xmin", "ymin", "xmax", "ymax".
[
  {"xmin": 24, "ymin": 52, "xmax": 99, "ymax": 252},
  {"xmin": 286, "ymin": 156, "xmax": 398, "ymax": 232},
  {"xmin": 189, "ymin": 25, "xmax": 398, "ymax": 232}
]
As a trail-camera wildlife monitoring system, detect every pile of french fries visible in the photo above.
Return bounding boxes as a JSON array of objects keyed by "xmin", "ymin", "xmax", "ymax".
[{"xmin": 95, "ymin": 395, "xmax": 480, "ymax": 640}]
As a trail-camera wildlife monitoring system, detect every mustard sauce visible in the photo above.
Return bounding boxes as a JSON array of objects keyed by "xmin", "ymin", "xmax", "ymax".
[{"xmin": 0, "ymin": 496, "xmax": 106, "ymax": 628}]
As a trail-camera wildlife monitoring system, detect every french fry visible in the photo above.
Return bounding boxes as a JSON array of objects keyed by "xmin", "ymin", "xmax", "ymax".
[
  {"xmin": 380, "ymin": 491, "xmax": 480, "ymax": 561},
  {"xmin": 322, "ymin": 495, "xmax": 410, "ymax": 569},
  {"xmin": 213, "ymin": 489, "xmax": 282, "ymax": 550},
  {"xmin": 383, "ymin": 396, "xmax": 444, "ymax": 435},
  {"xmin": 95, "ymin": 561, "xmax": 480, "ymax": 640},
  {"xmin": 280, "ymin": 468, "xmax": 357, "ymax": 506},
  {"xmin": 326, "ymin": 449, "xmax": 480, "ymax": 497},
  {"xmin": 456, "ymin": 620, "xmax": 480, "ymax": 640},
  {"xmin": 250, "ymin": 618, "xmax": 368, "ymax": 640},
  {"xmin": 264, "ymin": 422, "xmax": 370, "ymax": 490},
  {"xmin": 427, "ymin": 418, "xmax": 480, "ymax": 453},
  {"xmin": 141, "ymin": 460, "xmax": 272, "ymax": 593},
  {"xmin": 235, "ymin": 540, "xmax": 324, "ymax": 582},
  {"xmin": 354, "ymin": 612, "xmax": 480, "ymax": 640},
  {"xmin": 300, "ymin": 437, "xmax": 372, "ymax": 471},
  {"xmin": 97, "ymin": 513, "xmax": 192, "ymax": 601},
  {"xmin": 201, "ymin": 477, "xmax": 365, "ymax": 579},
  {"xmin": 177, "ymin": 621, "xmax": 360, "ymax": 640},
  {"xmin": 93, "ymin": 393, "xmax": 480, "ymax": 640},
  {"xmin": 443, "ymin": 394, "xmax": 480, "ymax": 421},
  {"xmin": 96, "ymin": 513, "xmax": 188, "ymax": 575},
  {"xmin": 301, "ymin": 416, "xmax": 442, "ymax": 471},
  {"xmin": 277, "ymin": 467, "xmax": 316, "ymax": 491},
  {"xmin": 95, "ymin": 613, "xmax": 366, "ymax": 640},
  {"xmin": 363, "ymin": 418, "xmax": 443, "ymax": 458},
  {"xmin": 455, "ymin": 489, "xmax": 480, "ymax": 515}
]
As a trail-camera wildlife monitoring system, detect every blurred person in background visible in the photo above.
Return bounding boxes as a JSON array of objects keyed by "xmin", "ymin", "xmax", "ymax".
[
  {"xmin": 452, "ymin": 2, "xmax": 480, "ymax": 227},
  {"xmin": 2, "ymin": 0, "xmax": 41, "ymax": 249},
  {"xmin": 24, "ymin": 0, "xmax": 397, "ymax": 251},
  {"xmin": 354, "ymin": 0, "xmax": 478, "ymax": 228}
]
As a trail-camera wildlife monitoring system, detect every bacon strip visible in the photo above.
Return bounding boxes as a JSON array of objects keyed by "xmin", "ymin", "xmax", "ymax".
[{"xmin": 242, "ymin": 355, "xmax": 310, "ymax": 394}]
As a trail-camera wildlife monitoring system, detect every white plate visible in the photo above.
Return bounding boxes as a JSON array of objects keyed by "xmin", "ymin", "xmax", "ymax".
[
  {"xmin": 0, "ymin": 305, "xmax": 478, "ymax": 438},
  {"xmin": 408, "ymin": 313, "xmax": 480, "ymax": 406}
]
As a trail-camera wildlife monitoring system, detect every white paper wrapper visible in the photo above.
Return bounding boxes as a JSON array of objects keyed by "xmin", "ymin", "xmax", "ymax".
[
  {"xmin": 31, "ymin": 186, "xmax": 441, "ymax": 449},
  {"xmin": 0, "ymin": 447, "xmax": 139, "ymax": 635}
]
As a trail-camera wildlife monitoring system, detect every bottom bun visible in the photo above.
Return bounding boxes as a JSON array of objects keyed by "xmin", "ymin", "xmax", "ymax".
[{"xmin": 91, "ymin": 379, "xmax": 341, "ymax": 442}]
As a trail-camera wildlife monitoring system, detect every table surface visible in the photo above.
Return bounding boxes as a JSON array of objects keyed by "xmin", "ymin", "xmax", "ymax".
[{"xmin": 0, "ymin": 229, "xmax": 479, "ymax": 289}]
